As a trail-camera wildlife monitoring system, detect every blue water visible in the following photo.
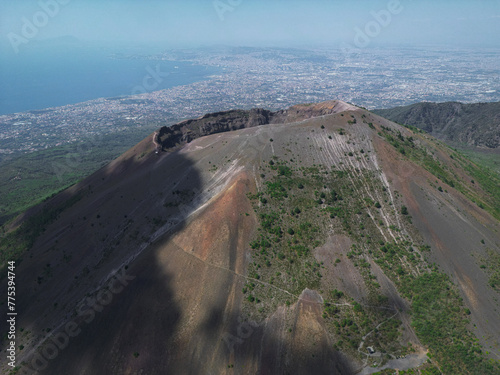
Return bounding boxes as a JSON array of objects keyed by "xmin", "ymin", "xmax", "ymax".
[{"xmin": 0, "ymin": 44, "xmax": 219, "ymax": 115}]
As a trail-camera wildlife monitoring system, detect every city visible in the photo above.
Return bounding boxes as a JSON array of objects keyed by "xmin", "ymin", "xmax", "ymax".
[{"xmin": 1, "ymin": 46, "xmax": 499, "ymax": 157}]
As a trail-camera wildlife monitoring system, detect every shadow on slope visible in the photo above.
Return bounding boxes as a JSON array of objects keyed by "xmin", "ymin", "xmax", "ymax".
[{"xmin": 0, "ymin": 141, "xmax": 201, "ymax": 374}]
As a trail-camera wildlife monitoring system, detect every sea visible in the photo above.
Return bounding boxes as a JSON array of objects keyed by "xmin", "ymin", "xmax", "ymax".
[{"xmin": 0, "ymin": 43, "xmax": 220, "ymax": 115}]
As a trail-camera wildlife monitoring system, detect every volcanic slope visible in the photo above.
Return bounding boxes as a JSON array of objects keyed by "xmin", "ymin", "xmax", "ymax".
[{"xmin": 1, "ymin": 100, "xmax": 500, "ymax": 375}]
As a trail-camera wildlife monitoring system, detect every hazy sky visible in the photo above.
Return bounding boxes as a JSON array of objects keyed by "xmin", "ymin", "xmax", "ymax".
[{"xmin": 1, "ymin": 0, "xmax": 500, "ymax": 53}]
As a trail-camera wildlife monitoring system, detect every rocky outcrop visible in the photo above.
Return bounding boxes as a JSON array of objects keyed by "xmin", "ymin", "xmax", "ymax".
[
  {"xmin": 156, "ymin": 100, "xmax": 360, "ymax": 151},
  {"xmin": 156, "ymin": 108, "xmax": 273, "ymax": 150}
]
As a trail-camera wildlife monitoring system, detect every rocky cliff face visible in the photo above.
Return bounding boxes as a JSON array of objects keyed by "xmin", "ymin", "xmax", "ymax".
[
  {"xmin": 156, "ymin": 108, "xmax": 273, "ymax": 150},
  {"xmin": 156, "ymin": 100, "xmax": 359, "ymax": 150}
]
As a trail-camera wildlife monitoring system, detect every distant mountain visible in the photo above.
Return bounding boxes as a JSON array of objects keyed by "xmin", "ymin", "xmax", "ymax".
[
  {"xmin": 374, "ymin": 101, "xmax": 500, "ymax": 148},
  {"xmin": 1, "ymin": 101, "xmax": 500, "ymax": 374}
]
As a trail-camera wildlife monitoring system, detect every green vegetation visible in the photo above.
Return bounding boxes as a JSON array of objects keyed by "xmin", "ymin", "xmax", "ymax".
[
  {"xmin": 480, "ymin": 250, "xmax": 500, "ymax": 291},
  {"xmin": 0, "ymin": 128, "xmax": 154, "ymax": 226},
  {"xmin": 459, "ymin": 148, "xmax": 500, "ymax": 175},
  {"xmin": 458, "ymin": 154, "xmax": 500, "ymax": 219},
  {"xmin": 0, "ymin": 190, "xmax": 84, "ymax": 276},
  {"xmin": 246, "ymin": 158, "xmax": 414, "ymax": 359},
  {"xmin": 244, "ymin": 148, "xmax": 499, "ymax": 372},
  {"xmin": 379, "ymin": 126, "xmax": 500, "ymax": 220},
  {"xmin": 400, "ymin": 272, "xmax": 499, "ymax": 374}
]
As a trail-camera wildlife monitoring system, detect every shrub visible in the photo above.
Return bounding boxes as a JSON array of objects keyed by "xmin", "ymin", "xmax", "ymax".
[
  {"xmin": 330, "ymin": 190, "xmax": 338, "ymax": 201},
  {"xmin": 353, "ymin": 302, "xmax": 363, "ymax": 313},
  {"xmin": 331, "ymin": 289, "xmax": 344, "ymax": 300},
  {"xmin": 266, "ymin": 181, "xmax": 288, "ymax": 198},
  {"xmin": 277, "ymin": 165, "xmax": 292, "ymax": 176}
]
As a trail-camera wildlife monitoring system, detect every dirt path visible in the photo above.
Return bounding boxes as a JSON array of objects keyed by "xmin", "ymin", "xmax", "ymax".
[
  {"xmin": 152, "ymin": 131, "xmax": 161, "ymax": 153},
  {"xmin": 357, "ymin": 350, "xmax": 429, "ymax": 375}
]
